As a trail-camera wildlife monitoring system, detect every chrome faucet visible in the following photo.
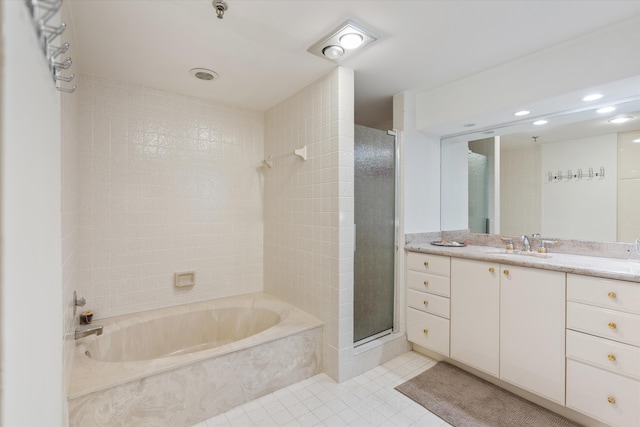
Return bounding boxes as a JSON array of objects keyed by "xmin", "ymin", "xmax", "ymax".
[
  {"xmin": 521, "ymin": 234, "xmax": 531, "ymax": 252},
  {"xmin": 75, "ymin": 324, "xmax": 103, "ymax": 339}
]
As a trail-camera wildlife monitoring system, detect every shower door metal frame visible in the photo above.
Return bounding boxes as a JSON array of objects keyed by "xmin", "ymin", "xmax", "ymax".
[{"xmin": 353, "ymin": 129, "xmax": 400, "ymax": 348}]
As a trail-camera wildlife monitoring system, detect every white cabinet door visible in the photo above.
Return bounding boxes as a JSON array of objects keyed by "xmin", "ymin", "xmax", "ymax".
[
  {"xmin": 451, "ymin": 258, "xmax": 500, "ymax": 376},
  {"xmin": 500, "ymin": 265, "xmax": 566, "ymax": 405}
]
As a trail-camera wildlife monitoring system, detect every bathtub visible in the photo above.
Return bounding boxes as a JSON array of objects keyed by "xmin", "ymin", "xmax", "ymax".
[{"xmin": 68, "ymin": 293, "xmax": 323, "ymax": 427}]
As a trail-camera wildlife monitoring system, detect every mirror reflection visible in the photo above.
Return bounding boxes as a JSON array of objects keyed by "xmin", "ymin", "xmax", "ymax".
[{"xmin": 441, "ymin": 97, "xmax": 640, "ymax": 243}]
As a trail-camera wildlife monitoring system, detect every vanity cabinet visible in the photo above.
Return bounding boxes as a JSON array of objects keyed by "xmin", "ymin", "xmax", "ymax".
[
  {"xmin": 449, "ymin": 259, "xmax": 566, "ymax": 404},
  {"xmin": 406, "ymin": 252, "xmax": 451, "ymax": 356},
  {"xmin": 566, "ymin": 274, "xmax": 640, "ymax": 427},
  {"xmin": 500, "ymin": 265, "xmax": 566, "ymax": 405},
  {"xmin": 450, "ymin": 258, "xmax": 500, "ymax": 376}
]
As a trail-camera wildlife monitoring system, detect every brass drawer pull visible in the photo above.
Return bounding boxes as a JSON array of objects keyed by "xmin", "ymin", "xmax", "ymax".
[
  {"xmin": 607, "ymin": 396, "xmax": 616, "ymax": 404},
  {"xmin": 608, "ymin": 354, "xmax": 616, "ymax": 362},
  {"xmin": 489, "ymin": 267, "xmax": 494, "ymax": 273},
  {"xmin": 423, "ymin": 329, "xmax": 429, "ymax": 334},
  {"xmin": 503, "ymin": 269, "xmax": 509, "ymax": 275},
  {"xmin": 423, "ymin": 280, "xmax": 429, "ymax": 286},
  {"xmin": 423, "ymin": 261, "xmax": 429, "ymax": 267},
  {"xmin": 423, "ymin": 300, "xmax": 428, "ymax": 305},
  {"xmin": 608, "ymin": 322, "xmax": 617, "ymax": 330},
  {"xmin": 608, "ymin": 292, "xmax": 617, "ymax": 299}
]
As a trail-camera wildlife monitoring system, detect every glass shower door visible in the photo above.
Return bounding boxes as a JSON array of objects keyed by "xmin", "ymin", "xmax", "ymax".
[{"xmin": 353, "ymin": 125, "xmax": 396, "ymax": 345}]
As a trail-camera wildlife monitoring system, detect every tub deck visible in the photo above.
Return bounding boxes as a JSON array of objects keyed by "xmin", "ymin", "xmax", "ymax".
[{"xmin": 68, "ymin": 293, "xmax": 323, "ymax": 427}]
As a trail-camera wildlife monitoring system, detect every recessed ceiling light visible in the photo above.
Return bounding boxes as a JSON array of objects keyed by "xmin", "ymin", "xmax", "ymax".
[
  {"xmin": 596, "ymin": 106, "xmax": 616, "ymax": 114},
  {"xmin": 340, "ymin": 33, "xmax": 364, "ymax": 49},
  {"xmin": 633, "ymin": 138, "xmax": 640, "ymax": 143},
  {"xmin": 533, "ymin": 120, "xmax": 548, "ymax": 126},
  {"xmin": 609, "ymin": 116, "xmax": 634, "ymax": 124},
  {"xmin": 190, "ymin": 68, "xmax": 219, "ymax": 81},
  {"xmin": 322, "ymin": 45, "xmax": 344, "ymax": 60},
  {"xmin": 583, "ymin": 93, "xmax": 603, "ymax": 102},
  {"xmin": 514, "ymin": 110, "xmax": 530, "ymax": 116}
]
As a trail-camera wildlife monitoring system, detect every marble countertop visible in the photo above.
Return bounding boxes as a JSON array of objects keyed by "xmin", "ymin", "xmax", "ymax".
[{"xmin": 405, "ymin": 243, "xmax": 640, "ymax": 283}]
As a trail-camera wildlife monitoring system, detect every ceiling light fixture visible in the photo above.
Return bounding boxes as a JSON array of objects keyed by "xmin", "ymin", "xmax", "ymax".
[
  {"xmin": 514, "ymin": 110, "xmax": 530, "ymax": 116},
  {"xmin": 322, "ymin": 45, "xmax": 344, "ymax": 60},
  {"xmin": 596, "ymin": 106, "xmax": 616, "ymax": 114},
  {"xmin": 633, "ymin": 138, "xmax": 640, "ymax": 143},
  {"xmin": 212, "ymin": 0, "xmax": 228, "ymax": 19},
  {"xmin": 583, "ymin": 93, "xmax": 603, "ymax": 102},
  {"xmin": 340, "ymin": 33, "xmax": 364, "ymax": 49},
  {"xmin": 308, "ymin": 20, "xmax": 378, "ymax": 62},
  {"xmin": 609, "ymin": 116, "xmax": 634, "ymax": 124},
  {"xmin": 533, "ymin": 120, "xmax": 548, "ymax": 126},
  {"xmin": 190, "ymin": 68, "xmax": 219, "ymax": 81}
]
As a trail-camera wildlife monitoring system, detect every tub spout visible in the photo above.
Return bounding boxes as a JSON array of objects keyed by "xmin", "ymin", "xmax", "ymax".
[{"xmin": 75, "ymin": 324, "xmax": 103, "ymax": 339}]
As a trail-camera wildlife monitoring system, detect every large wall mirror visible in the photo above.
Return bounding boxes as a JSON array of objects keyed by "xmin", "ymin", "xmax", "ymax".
[{"xmin": 441, "ymin": 78, "xmax": 640, "ymax": 244}]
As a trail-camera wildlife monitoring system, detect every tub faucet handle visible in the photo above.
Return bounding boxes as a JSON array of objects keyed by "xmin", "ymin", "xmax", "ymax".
[
  {"xmin": 73, "ymin": 291, "xmax": 86, "ymax": 316},
  {"xmin": 74, "ymin": 291, "xmax": 86, "ymax": 307}
]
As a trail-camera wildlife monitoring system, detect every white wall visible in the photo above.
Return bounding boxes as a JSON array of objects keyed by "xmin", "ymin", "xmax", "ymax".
[
  {"xmin": 394, "ymin": 92, "xmax": 441, "ymax": 234},
  {"xmin": 416, "ymin": 17, "xmax": 640, "ymax": 133},
  {"xmin": 440, "ymin": 137, "xmax": 468, "ymax": 231},
  {"xmin": 264, "ymin": 67, "xmax": 355, "ymax": 381},
  {"xmin": 542, "ymin": 134, "xmax": 617, "ymax": 241},
  {"xmin": 1, "ymin": 2, "xmax": 64, "ymax": 426},
  {"xmin": 76, "ymin": 75, "xmax": 264, "ymax": 319}
]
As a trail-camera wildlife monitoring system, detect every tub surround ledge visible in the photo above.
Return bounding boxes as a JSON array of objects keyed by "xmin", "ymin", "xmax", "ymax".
[{"xmin": 68, "ymin": 293, "xmax": 323, "ymax": 427}]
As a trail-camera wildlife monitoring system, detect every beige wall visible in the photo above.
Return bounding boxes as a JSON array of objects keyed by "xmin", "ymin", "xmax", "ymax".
[
  {"xmin": 501, "ymin": 145, "xmax": 542, "ymax": 236},
  {"xmin": 76, "ymin": 75, "xmax": 264, "ymax": 319},
  {"xmin": 264, "ymin": 67, "xmax": 355, "ymax": 381},
  {"xmin": 618, "ymin": 130, "xmax": 640, "ymax": 242}
]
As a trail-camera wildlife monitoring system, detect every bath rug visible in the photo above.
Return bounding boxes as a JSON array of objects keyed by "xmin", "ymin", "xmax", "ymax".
[{"xmin": 395, "ymin": 362, "xmax": 582, "ymax": 427}]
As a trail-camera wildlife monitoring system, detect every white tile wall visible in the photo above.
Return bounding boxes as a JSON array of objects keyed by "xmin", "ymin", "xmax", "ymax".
[
  {"xmin": 76, "ymin": 74, "xmax": 264, "ymax": 319},
  {"xmin": 60, "ymin": 2, "xmax": 79, "ymax": 420},
  {"xmin": 264, "ymin": 67, "xmax": 355, "ymax": 381}
]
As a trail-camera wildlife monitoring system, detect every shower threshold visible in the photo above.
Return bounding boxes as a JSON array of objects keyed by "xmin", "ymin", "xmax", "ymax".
[{"xmin": 354, "ymin": 328, "xmax": 392, "ymax": 348}]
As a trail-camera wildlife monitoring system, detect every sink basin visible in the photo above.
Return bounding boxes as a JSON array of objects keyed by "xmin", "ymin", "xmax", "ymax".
[{"xmin": 485, "ymin": 249, "xmax": 552, "ymax": 259}]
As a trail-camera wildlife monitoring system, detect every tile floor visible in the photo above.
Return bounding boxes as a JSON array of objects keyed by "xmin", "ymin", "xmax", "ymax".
[{"xmin": 195, "ymin": 351, "xmax": 453, "ymax": 427}]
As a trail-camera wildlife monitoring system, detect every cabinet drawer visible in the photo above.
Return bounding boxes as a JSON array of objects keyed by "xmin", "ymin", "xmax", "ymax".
[
  {"xmin": 407, "ymin": 288, "xmax": 450, "ymax": 319},
  {"xmin": 567, "ymin": 359, "xmax": 640, "ymax": 427},
  {"xmin": 567, "ymin": 301, "xmax": 640, "ymax": 347},
  {"xmin": 407, "ymin": 308, "xmax": 449, "ymax": 356},
  {"xmin": 406, "ymin": 252, "xmax": 450, "ymax": 277},
  {"xmin": 567, "ymin": 330, "xmax": 640, "ymax": 381},
  {"xmin": 407, "ymin": 270, "xmax": 450, "ymax": 297},
  {"xmin": 568, "ymin": 274, "xmax": 640, "ymax": 315}
]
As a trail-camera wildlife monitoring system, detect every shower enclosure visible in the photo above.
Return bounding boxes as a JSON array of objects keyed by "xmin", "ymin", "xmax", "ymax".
[
  {"xmin": 468, "ymin": 151, "xmax": 489, "ymax": 233},
  {"xmin": 353, "ymin": 125, "xmax": 397, "ymax": 345}
]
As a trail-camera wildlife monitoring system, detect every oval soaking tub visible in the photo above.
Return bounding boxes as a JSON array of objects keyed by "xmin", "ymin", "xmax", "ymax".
[{"xmin": 68, "ymin": 293, "xmax": 323, "ymax": 427}]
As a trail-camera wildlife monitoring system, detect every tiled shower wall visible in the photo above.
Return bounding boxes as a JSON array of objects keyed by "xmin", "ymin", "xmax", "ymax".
[
  {"xmin": 76, "ymin": 74, "xmax": 264, "ymax": 319},
  {"xmin": 61, "ymin": 2, "xmax": 79, "ymax": 420},
  {"xmin": 61, "ymin": 73, "xmax": 80, "ymax": 422},
  {"xmin": 264, "ymin": 67, "xmax": 355, "ymax": 381}
]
